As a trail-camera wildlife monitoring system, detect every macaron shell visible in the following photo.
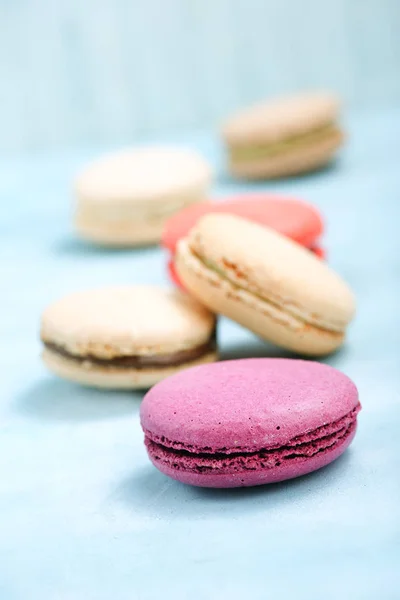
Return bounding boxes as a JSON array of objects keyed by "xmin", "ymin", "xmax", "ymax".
[
  {"xmin": 76, "ymin": 186, "xmax": 207, "ymax": 247},
  {"xmin": 41, "ymin": 286, "xmax": 215, "ymax": 358},
  {"xmin": 169, "ymin": 246, "xmax": 325, "ymax": 290},
  {"xmin": 312, "ymin": 245, "xmax": 326, "ymax": 259},
  {"xmin": 175, "ymin": 240, "xmax": 342, "ymax": 355},
  {"xmin": 141, "ymin": 359, "xmax": 359, "ymax": 450},
  {"xmin": 228, "ymin": 129, "xmax": 343, "ymax": 179},
  {"xmin": 75, "ymin": 215, "xmax": 168, "ymax": 247},
  {"xmin": 42, "ymin": 347, "xmax": 217, "ymax": 390},
  {"xmin": 186, "ymin": 214, "xmax": 355, "ymax": 332},
  {"xmin": 147, "ymin": 426, "xmax": 356, "ymax": 488},
  {"xmin": 162, "ymin": 195, "xmax": 324, "ymax": 253},
  {"xmin": 167, "ymin": 259, "xmax": 182, "ymax": 288},
  {"xmin": 75, "ymin": 146, "xmax": 211, "ymax": 205},
  {"xmin": 222, "ymin": 91, "xmax": 340, "ymax": 145}
]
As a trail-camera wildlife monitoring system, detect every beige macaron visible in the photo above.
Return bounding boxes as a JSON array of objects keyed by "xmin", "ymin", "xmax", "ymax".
[
  {"xmin": 175, "ymin": 214, "xmax": 355, "ymax": 356},
  {"xmin": 74, "ymin": 146, "xmax": 211, "ymax": 246},
  {"xmin": 222, "ymin": 91, "xmax": 343, "ymax": 179},
  {"xmin": 41, "ymin": 285, "xmax": 217, "ymax": 389}
]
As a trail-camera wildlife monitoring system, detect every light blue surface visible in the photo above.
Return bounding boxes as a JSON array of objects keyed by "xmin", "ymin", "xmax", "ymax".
[
  {"xmin": 1, "ymin": 0, "xmax": 400, "ymax": 151},
  {"xmin": 1, "ymin": 109, "xmax": 400, "ymax": 599}
]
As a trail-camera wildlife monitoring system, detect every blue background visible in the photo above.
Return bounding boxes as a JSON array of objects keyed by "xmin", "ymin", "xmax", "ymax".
[
  {"xmin": 0, "ymin": 2, "xmax": 399, "ymax": 599},
  {"xmin": 0, "ymin": 0, "xmax": 400, "ymax": 152}
]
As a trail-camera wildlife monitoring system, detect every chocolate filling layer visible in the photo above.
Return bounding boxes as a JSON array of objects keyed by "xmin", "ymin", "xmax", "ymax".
[{"xmin": 44, "ymin": 332, "xmax": 216, "ymax": 370}]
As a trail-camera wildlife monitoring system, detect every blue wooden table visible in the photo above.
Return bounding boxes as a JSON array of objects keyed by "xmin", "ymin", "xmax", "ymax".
[{"xmin": 1, "ymin": 109, "xmax": 399, "ymax": 599}]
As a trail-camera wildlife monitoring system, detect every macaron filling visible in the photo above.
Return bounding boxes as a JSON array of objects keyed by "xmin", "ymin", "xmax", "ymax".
[
  {"xmin": 229, "ymin": 124, "xmax": 340, "ymax": 164},
  {"xmin": 43, "ymin": 332, "xmax": 216, "ymax": 370},
  {"xmin": 77, "ymin": 193, "xmax": 204, "ymax": 223},
  {"xmin": 144, "ymin": 405, "xmax": 360, "ymax": 475},
  {"xmin": 187, "ymin": 247, "xmax": 343, "ymax": 335}
]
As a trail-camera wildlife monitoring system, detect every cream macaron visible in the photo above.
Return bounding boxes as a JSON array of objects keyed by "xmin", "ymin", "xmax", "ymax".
[
  {"xmin": 222, "ymin": 91, "xmax": 343, "ymax": 179},
  {"xmin": 74, "ymin": 146, "xmax": 212, "ymax": 246},
  {"xmin": 175, "ymin": 214, "xmax": 355, "ymax": 356},
  {"xmin": 40, "ymin": 286, "xmax": 217, "ymax": 389}
]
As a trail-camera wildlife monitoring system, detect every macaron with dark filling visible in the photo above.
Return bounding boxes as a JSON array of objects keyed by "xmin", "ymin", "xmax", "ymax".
[
  {"xmin": 40, "ymin": 286, "xmax": 217, "ymax": 389},
  {"xmin": 222, "ymin": 91, "xmax": 344, "ymax": 179},
  {"xmin": 141, "ymin": 358, "xmax": 361, "ymax": 488}
]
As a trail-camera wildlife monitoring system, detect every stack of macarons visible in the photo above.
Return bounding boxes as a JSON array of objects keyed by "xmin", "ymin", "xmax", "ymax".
[
  {"xmin": 39, "ymin": 88, "xmax": 361, "ymax": 489},
  {"xmin": 162, "ymin": 193, "xmax": 326, "ymax": 287}
]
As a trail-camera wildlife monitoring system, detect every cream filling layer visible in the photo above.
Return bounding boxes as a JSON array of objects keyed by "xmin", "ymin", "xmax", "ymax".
[
  {"xmin": 180, "ymin": 241, "xmax": 344, "ymax": 336},
  {"xmin": 76, "ymin": 192, "xmax": 206, "ymax": 225},
  {"xmin": 230, "ymin": 124, "xmax": 341, "ymax": 164}
]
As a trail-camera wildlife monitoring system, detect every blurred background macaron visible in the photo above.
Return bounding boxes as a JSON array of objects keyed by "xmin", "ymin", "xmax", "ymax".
[
  {"xmin": 40, "ymin": 285, "xmax": 217, "ymax": 389},
  {"xmin": 74, "ymin": 146, "xmax": 212, "ymax": 246},
  {"xmin": 175, "ymin": 214, "xmax": 355, "ymax": 356},
  {"xmin": 162, "ymin": 193, "xmax": 325, "ymax": 286},
  {"xmin": 222, "ymin": 91, "xmax": 343, "ymax": 179}
]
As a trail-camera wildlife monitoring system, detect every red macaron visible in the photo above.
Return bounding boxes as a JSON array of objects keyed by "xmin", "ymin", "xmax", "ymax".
[{"xmin": 161, "ymin": 194, "xmax": 325, "ymax": 287}]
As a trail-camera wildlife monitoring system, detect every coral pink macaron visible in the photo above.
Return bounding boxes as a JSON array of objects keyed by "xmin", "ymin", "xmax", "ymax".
[
  {"xmin": 161, "ymin": 194, "xmax": 325, "ymax": 287},
  {"xmin": 141, "ymin": 358, "xmax": 361, "ymax": 488}
]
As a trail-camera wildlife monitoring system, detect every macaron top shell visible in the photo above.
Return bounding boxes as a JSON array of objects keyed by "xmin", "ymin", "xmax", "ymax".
[
  {"xmin": 185, "ymin": 214, "xmax": 355, "ymax": 332},
  {"xmin": 162, "ymin": 195, "xmax": 323, "ymax": 253},
  {"xmin": 41, "ymin": 285, "xmax": 215, "ymax": 359},
  {"xmin": 222, "ymin": 91, "xmax": 340, "ymax": 146},
  {"xmin": 141, "ymin": 358, "xmax": 360, "ymax": 452},
  {"xmin": 75, "ymin": 146, "xmax": 211, "ymax": 205}
]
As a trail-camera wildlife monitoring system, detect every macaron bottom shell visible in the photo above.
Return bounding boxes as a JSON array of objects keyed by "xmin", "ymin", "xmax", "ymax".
[
  {"xmin": 228, "ymin": 129, "xmax": 343, "ymax": 180},
  {"xmin": 75, "ymin": 216, "xmax": 167, "ymax": 247},
  {"xmin": 42, "ymin": 347, "xmax": 218, "ymax": 390},
  {"xmin": 75, "ymin": 191, "xmax": 208, "ymax": 247},
  {"xmin": 145, "ymin": 423, "xmax": 357, "ymax": 488}
]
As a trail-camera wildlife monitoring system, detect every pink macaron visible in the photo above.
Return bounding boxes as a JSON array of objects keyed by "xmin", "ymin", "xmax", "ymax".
[{"xmin": 140, "ymin": 358, "xmax": 361, "ymax": 488}]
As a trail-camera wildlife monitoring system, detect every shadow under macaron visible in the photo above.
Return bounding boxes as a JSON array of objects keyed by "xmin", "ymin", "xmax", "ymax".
[
  {"xmin": 112, "ymin": 450, "xmax": 355, "ymax": 521},
  {"xmin": 219, "ymin": 334, "xmax": 297, "ymax": 361},
  {"xmin": 51, "ymin": 236, "xmax": 159, "ymax": 258},
  {"xmin": 15, "ymin": 377, "xmax": 141, "ymax": 423}
]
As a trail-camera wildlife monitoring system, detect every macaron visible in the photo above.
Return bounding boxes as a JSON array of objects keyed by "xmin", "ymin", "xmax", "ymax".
[
  {"xmin": 40, "ymin": 286, "xmax": 217, "ymax": 389},
  {"xmin": 74, "ymin": 146, "xmax": 211, "ymax": 246},
  {"xmin": 162, "ymin": 194, "xmax": 325, "ymax": 286},
  {"xmin": 141, "ymin": 358, "xmax": 361, "ymax": 488},
  {"xmin": 222, "ymin": 91, "xmax": 343, "ymax": 179},
  {"xmin": 175, "ymin": 214, "xmax": 355, "ymax": 356}
]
